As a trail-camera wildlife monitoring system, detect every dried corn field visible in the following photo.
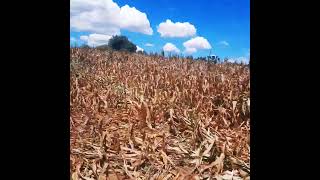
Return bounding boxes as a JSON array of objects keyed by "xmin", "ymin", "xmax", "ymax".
[{"xmin": 70, "ymin": 48, "xmax": 250, "ymax": 180}]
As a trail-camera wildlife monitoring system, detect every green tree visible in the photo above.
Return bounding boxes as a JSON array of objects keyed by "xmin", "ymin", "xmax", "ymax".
[
  {"xmin": 108, "ymin": 35, "xmax": 137, "ymax": 53},
  {"xmin": 186, "ymin": 55, "xmax": 193, "ymax": 60}
]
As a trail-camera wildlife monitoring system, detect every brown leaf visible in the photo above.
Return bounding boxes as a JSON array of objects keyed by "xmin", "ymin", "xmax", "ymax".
[
  {"xmin": 232, "ymin": 101, "xmax": 237, "ymax": 112},
  {"xmin": 239, "ymin": 169, "xmax": 249, "ymax": 177},
  {"xmin": 70, "ymin": 49, "xmax": 250, "ymax": 179},
  {"xmin": 98, "ymin": 174, "xmax": 107, "ymax": 180},
  {"xmin": 160, "ymin": 150, "xmax": 175, "ymax": 166},
  {"xmin": 107, "ymin": 173, "xmax": 118, "ymax": 180},
  {"xmin": 71, "ymin": 172, "xmax": 78, "ymax": 180}
]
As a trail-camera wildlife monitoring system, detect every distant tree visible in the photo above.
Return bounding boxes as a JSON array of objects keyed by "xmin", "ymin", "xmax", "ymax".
[
  {"xmin": 212, "ymin": 58, "xmax": 218, "ymax": 64},
  {"xmin": 186, "ymin": 55, "xmax": 193, "ymax": 60},
  {"xmin": 197, "ymin": 56, "xmax": 206, "ymax": 61},
  {"xmin": 161, "ymin": 50, "xmax": 165, "ymax": 57},
  {"xmin": 108, "ymin": 35, "xmax": 137, "ymax": 53}
]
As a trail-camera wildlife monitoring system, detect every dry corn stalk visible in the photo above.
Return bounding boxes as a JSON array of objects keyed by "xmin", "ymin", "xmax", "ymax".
[{"xmin": 70, "ymin": 48, "xmax": 250, "ymax": 179}]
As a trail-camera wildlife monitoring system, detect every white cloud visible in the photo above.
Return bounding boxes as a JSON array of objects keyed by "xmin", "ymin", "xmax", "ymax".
[
  {"xmin": 119, "ymin": 5, "xmax": 153, "ymax": 35},
  {"xmin": 163, "ymin": 43, "xmax": 180, "ymax": 53},
  {"xmin": 228, "ymin": 57, "xmax": 249, "ymax": 64},
  {"xmin": 184, "ymin": 47, "xmax": 197, "ymax": 54},
  {"xmin": 157, "ymin": 19, "xmax": 196, "ymax": 38},
  {"xmin": 80, "ymin": 36, "xmax": 88, "ymax": 41},
  {"xmin": 136, "ymin": 45, "xmax": 144, "ymax": 52},
  {"xmin": 145, "ymin": 43, "xmax": 154, "ymax": 47},
  {"xmin": 219, "ymin": 40, "xmax": 229, "ymax": 47},
  {"xmin": 80, "ymin": 33, "xmax": 112, "ymax": 46},
  {"xmin": 183, "ymin": 36, "xmax": 211, "ymax": 54},
  {"xmin": 70, "ymin": 0, "xmax": 153, "ymax": 35}
]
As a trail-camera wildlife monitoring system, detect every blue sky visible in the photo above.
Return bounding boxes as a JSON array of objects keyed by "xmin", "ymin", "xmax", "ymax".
[{"xmin": 70, "ymin": 0, "xmax": 250, "ymax": 61}]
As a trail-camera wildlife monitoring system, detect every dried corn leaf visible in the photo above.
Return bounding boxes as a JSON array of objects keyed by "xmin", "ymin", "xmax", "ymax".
[{"xmin": 70, "ymin": 49, "xmax": 250, "ymax": 179}]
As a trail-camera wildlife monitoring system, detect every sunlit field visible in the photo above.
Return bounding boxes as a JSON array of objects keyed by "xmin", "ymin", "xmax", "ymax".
[{"xmin": 70, "ymin": 48, "xmax": 250, "ymax": 180}]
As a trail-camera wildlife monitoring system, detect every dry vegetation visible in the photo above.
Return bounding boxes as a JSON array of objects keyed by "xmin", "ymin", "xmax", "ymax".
[{"xmin": 70, "ymin": 48, "xmax": 250, "ymax": 180}]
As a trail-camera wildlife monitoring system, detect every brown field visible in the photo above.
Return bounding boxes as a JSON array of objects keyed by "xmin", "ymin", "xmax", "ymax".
[{"xmin": 70, "ymin": 48, "xmax": 250, "ymax": 180}]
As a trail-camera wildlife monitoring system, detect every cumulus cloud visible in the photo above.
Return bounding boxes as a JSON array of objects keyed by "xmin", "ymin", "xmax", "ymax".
[
  {"xmin": 219, "ymin": 40, "xmax": 229, "ymax": 47},
  {"xmin": 145, "ymin": 43, "xmax": 154, "ymax": 47},
  {"xmin": 183, "ymin": 36, "xmax": 211, "ymax": 54},
  {"xmin": 157, "ymin": 19, "xmax": 196, "ymax": 38},
  {"xmin": 119, "ymin": 5, "xmax": 153, "ymax": 35},
  {"xmin": 80, "ymin": 33, "xmax": 112, "ymax": 46},
  {"xmin": 70, "ymin": 0, "xmax": 153, "ymax": 35},
  {"xmin": 136, "ymin": 46, "xmax": 144, "ymax": 52},
  {"xmin": 163, "ymin": 43, "xmax": 180, "ymax": 53},
  {"xmin": 184, "ymin": 47, "xmax": 197, "ymax": 54}
]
